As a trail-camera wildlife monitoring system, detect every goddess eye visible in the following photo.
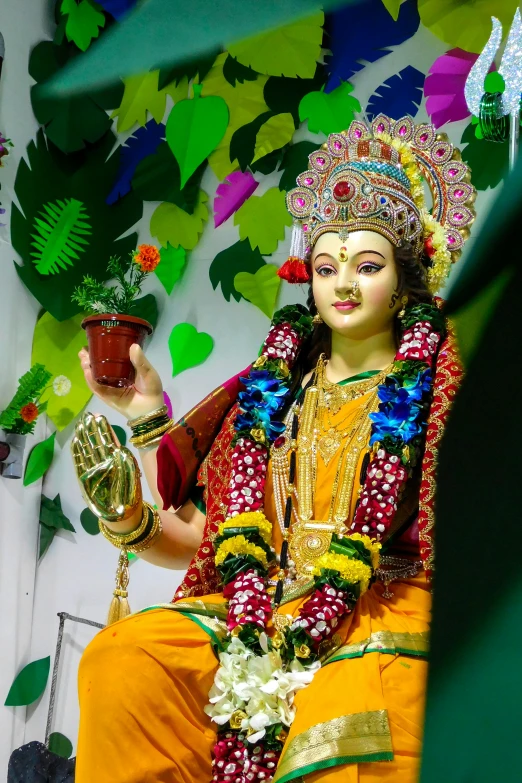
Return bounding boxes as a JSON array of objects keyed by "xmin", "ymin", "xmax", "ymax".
[
  {"xmin": 358, "ymin": 262, "xmax": 384, "ymax": 275},
  {"xmin": 315, "ymin": 264, "xmax": 336, "ymax": 277}
]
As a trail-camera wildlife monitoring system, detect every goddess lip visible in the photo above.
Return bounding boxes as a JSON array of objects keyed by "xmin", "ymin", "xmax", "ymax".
[{"xmin": 333, "ymin": 301, "xmax": 360, "ymax": 311}]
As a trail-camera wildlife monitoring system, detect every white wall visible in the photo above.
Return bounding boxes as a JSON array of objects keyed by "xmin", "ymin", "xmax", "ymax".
[{"xmin": 0, "ymin": 1, "xmax": 501, "ymax": 769}]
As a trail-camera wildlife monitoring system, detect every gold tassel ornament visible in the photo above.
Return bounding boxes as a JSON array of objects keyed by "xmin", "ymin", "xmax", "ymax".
[{"xmin": 107, "ymin": 548, "xmax": 131, "ymax": 625}]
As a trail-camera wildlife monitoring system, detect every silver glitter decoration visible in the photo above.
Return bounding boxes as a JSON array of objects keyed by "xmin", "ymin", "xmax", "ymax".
[
  {"xmin": 499, "ymin": 9, "xmax": 522, "ymax": 115},
  {"xmin": 464, "ymin": 16, "xmax": 502, "ymax": 116}
]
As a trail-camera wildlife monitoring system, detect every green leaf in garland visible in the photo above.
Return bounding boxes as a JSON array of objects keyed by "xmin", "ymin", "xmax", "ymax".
[
  {"xmin": 209, "ymin": 239, "xmax": 265, "ymax": 302},
  {"xmin": 111, "ymin": 424, "xmax": 127, "ymax": 446},
  {"xmin": 13, "ymin": 129, "xmax": 142, "ymax": 321},
  {"xmin": 223, "ymin": 54, "xmax": 258, "ymax": 87},
  {"xmin": 168, "ymin": 323, "xmax": 214, "ymax": 376},
  {"xmin": 299, "ymin": 82, "xmax": 361, "ymax": 135},
  {"xmin": 460, "ymin": 122, "xmax": 509, "ymax": 190},
  {"xmin": 278, "ymin": 141, "xmax": 318, "ymax": 192},
  {"xmin": 234, "ymin": 265, "xmax": 281, "ymax": 318},
  {"xmin": 128, "ymin": 293, "xmax": 159, "ymax": 329},
  {"xmin": 5, "ymin": 656, "xmax": 51, "ymax": 706},
  {"xmin": 234, "ymin": 187, "xmax": 292, "ymax": 254},
  {"xmin": 80, "ymin": 506, "xmax": 100, "ymax": 535},
  {"xmin": 166, "ymin": 84, "xmax": 229, "ymax": 188},
  {"xmin": 132, "ymin": 142, "xmax": 206, "ymax": 215},
  {"xmin": 48, "ymin": 732, "xmax": 73, "ymax": 759},
  {"xmin": 150, "ymin": 191, "xmax": 208, "ymax": 250},
  {"xmin": 23, "ymin": 432, "xmax": 56, "ymax": 487},
  {"xmin": 155, "ymin": 244, "xmax": 187, "ymax": 295},
  {"xmin": 60, "ymin": 0, "xmax": 106, "ymax": 52},
  {"xmin": 31, "ymin": 198, "xmax": 92, "ymax": 276},
  {"xmin": 252, "ymin": 113, "xmax": 295, "ymax": 164}
]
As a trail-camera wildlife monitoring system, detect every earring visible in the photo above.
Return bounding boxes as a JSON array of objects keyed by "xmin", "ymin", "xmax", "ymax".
[
  {"xmin": 397, "ymin": 296, "xmax": 408, "ymax": 321},
  {"xmin": 312, "ymin": 313, "xmax": 323, "ymax": 325}
]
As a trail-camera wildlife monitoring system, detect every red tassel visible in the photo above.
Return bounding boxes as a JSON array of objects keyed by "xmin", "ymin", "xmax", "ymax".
[{"xmin": 277, "ymin": 257, "xmax": 311, "ymax": 284}]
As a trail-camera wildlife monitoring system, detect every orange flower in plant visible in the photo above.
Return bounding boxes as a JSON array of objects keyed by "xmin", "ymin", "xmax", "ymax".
[
  {"xmin": 20, "ymin": 403, "xmax": 39, "ymax": 423},
  {"xmin": 134, "ymin": 244, "xmax": 160, "ymax": 272}
]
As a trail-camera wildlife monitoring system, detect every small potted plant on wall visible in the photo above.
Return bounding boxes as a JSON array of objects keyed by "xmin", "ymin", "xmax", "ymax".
[
  {"xmin": 73, "ymin": 244, "xmax": 160, "ymax": 388},
  {"xmin": 0, "ymin": 363, "xmax": 52, "ymax": 478}
]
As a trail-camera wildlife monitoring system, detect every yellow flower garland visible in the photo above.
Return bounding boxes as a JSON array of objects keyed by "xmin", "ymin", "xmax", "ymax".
[
  {"xmin": 347, "ymin": 533, "xmax": 382, "ymax": 570},
  {"xmin": 215, "ymin": 534, "xmax": 268, "ymax": 569},
  {"xmin": 218, "ymin": 511, "xmax": 273, "ymax": 546},
  {"xmin": 311, "ymin": 552, "xmax": 372, "ymax": 594}
]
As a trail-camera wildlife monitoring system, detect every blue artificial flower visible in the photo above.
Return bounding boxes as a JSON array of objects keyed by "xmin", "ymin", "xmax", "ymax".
[
  {"xmin": 378, "ymin": 369, "xmax": 432, "ymax": 406},
  {"xmin": 238, "ymin": 370, "xmax": 289, "ymax": 414},
  {"xmin": 235, "ymin": 406, "xmax": 285, "ymax": 441},
  {"xmin": 369, "ymin": 401, "xmax": 423, "ymax": 445}
]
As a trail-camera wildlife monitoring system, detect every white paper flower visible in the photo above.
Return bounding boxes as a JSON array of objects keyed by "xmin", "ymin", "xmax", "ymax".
[{"xmin": 53, "ymin": 375, "xmax": 72, "ymax": 397}]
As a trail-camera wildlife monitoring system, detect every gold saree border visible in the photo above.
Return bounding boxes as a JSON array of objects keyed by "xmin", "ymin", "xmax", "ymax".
[
  {"xmin": 323, "ymin": 630, "xmax": 429, "ymax": 664},
  {"xmin": 273, "ymin": 710, "xmax": 393, "ymax": 783}
]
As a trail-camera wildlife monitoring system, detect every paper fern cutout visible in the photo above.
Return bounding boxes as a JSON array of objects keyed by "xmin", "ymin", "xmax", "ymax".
[
  {"xmin": 366, "ymin": 66, "xmax": 425, "ymax": 121},
  {"xmin": 31, "ymin": 198, "xmax": 92, "ymax": 275}
]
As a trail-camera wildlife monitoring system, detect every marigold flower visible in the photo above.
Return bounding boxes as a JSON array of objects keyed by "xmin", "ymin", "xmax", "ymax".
[
  {"xmin": 20, "ymin": 403, "xmax": 39, "ymax": 423},
  {"xmin": 133, "ymin": 244, "xmax": 160, "ymax": 272}
]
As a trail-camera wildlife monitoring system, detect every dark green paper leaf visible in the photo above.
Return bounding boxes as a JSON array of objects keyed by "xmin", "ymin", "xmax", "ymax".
[
  {"xmin": 278, "ymin": 141, "xmax": 317, "ymax": 192},
  {"xmin": 155, "ymin": 244, "xmax": 187, "ymax": 294},
  {"xmin": 158, "ymin": 48, "xmax": 220, "ymax": 90},
  {"xmin": 39, "ymin": 523, "xmax": 57, "ymax": 559},
  {"xmin": 250, "ymin": 147, "xmax": 287, "ymax": 176},
  {"xmin": 111, "ymin": 424, "xmax": 127, "ymax": 446},
  {"xmin": 209, "ymin": 239, "xmax": 266, "ymax": 302},
  {"xmin": 5, "ymin": 656, "xmax": 51, "ymax": 706},
  {"xmin": 40, "ymin": 493, "xmax": 75, "ymax": 532},
  {"xmin": 80, "ymin": 506, "xmax": 100, "ymax": 535},
  {"xmin": 229, "ymin": 110, "xmax": 275, "ymax": 172},
  {"xmin": 223, "ymin": 54, "xmax": 259, "ymax": 87},
  {"xmin": 48, "ymin": 732, "xmax": 73, "ymax": 759},
  {"xmin": 460, "ymin": 122, "xmax": 509, "ymax": 191},
  {"xmin": 24, "ymin": 432, "xmax": 56, "ymax": 487},
  {"xmin": 128, "ymin": 293, "xmax": 159, "ymax": 329},
  {"xmin": 60, "ymin": 0, "xmax": 106, "ymax": 52},
  {"xmin": 264, "ymin": 65, "xmax": 326, "ymax": 125},
  {"xmin": 132, "ymin": 141, "xmax": 205, "ymax": 214}
]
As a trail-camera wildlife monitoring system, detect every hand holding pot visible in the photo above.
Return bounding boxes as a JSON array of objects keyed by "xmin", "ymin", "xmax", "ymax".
[{"xmin": 79, "ymin": 344, "xmax": 164, "ymax": 421}]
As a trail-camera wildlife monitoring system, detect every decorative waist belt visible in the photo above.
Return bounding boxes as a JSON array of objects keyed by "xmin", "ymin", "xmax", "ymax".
[{"xmin": 375, "ymin": 555, "xmax": 423, "ymax": 598}]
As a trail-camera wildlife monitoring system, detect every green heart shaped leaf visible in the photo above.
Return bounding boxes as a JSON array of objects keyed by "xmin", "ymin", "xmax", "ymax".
[
  {"xmin": 234, "ymin": 265, "xmax": 281, "ymax": 318},
  {"xmin": 166, "ymin": 84, "xmax": 229, "ymax": 188},
  {"xmin": 299, "ymin": 82, "xmax": 361, "ymax": 135},
  {"xmin": 234, "ymin": 187, "xmax": 292, "ymax": 254},
  {"xmin": 5, "ymin": 656, "xmax": 51, "ymax": 706},
  {"xmin": 80, "ymin": 507, "xmax": 100, "ymax": 535},
  {"xmin": 111, "ymin": 425, "xmax": 127, "ymax": 446},
  {"xmin": 155, "ymin": 244, "xmax": 187, "ymax": 295},
  {"xmin": 168, "ymin": 323, "xmax": 214, "ymax": 376},
  {"xmin": 24, "ymin": 432, "xmax": 56, "ymax": 487},
  {"xmin": 48, "ymin": 732, "xmax": 74, "ymax": 759}
]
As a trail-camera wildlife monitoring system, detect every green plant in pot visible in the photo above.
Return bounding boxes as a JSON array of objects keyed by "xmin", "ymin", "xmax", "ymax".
[{"xmin": 73, "ymin": 245, "xmax": 160, "ymax": 388}]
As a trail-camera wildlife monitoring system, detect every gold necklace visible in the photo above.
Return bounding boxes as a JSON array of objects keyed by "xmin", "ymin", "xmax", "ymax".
[{"xmin": 316, "ymin": 354, "xmax": 392, "ymax": 417}]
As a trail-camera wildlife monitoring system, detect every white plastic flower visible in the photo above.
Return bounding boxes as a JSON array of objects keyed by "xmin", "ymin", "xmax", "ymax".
[{"xmin": 53, "ymin": 375, "xmax": 72, "ymax": 397}]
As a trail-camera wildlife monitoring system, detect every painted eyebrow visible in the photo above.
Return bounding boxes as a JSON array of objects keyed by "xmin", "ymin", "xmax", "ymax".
[{"xmin": 313, "ymin": 250, "xmax": 386, "ymax": 262}]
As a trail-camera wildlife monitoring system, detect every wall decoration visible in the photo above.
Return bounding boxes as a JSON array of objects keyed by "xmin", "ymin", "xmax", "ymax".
[
  {"xmin": 111, "ymin": 70, "xmax": 188, "ymax": 133},
  {"xmin": 234, "ymin": 264, "xmax": 281, "ymax": 318},
  {"xmin": 168, "ymin": 323, "xmax": 214, "ymax": 376},
  {"xmin": 111, "ymin": 424, "xmax": 127, "ymax": 446},
  {"xmin": 366, "ymin": 65, "xmax": 424, "ymax": 121},
  {"xmin": 223, "ymin": 54, "xmax": 258, "ymax": 88},
  {"xmin": 155, "ymin": 244, "xmax": 187, "ymax": 295},
  {"xmin": 13, "ymin": 130, "xmax": 142, "ymax": 321},
  {"xmin": 106, "ymin": 120, "xmax": 165, "ymax": 205},
  {"xmin": 234, "ymin": 187, "xmax": 292, "ymax": 254},
  {"xmin": 158, "ymin": 49, "xmax": 219, "ymax": 91},
  {"xmin": 163, "ymin": 391, "xmax": 173, "ymax": 418},
  {"xmin": 209, "ymin": 239, "xmax": 266, "ymax": 302},
  {"xmin": 96, "ymin": 0, "xmax": 138, "ymax": 20},
  {"xmin": 132, "ymin": 142, "xmax": 205, "ymax": 213},
  {"xmin": 166, "ymin": 84, "xmax": 229, "ymax": 188},
  {"xmin": 299, "ymin": 81, "xmax": 361, "ymax": 134},
  {"xmin": 252, "ymin": 113, "xmax": 295, "ymax": 164},
  {"xmin": 48, "ymin": 732, "xmax": 74, "ymax": 759},
  {"xmin": 214, "ymin": 171, "xmax": 259, "ymax": 228},
  {"xmin": 4, "ymin": 656, "xmax": 51, "ymax": 707},
  {"xmin": 60, "ymin": 0, "xmax": 106, "ymax": 52},
  {"xmin": 150, "ymin": 191, "xmax": 209, "ymax": 249},
  {"xmin": 325, "ymin": 0, "xmax": 419, "ymax": 89},
  {"xmin": 0, "ymin": 31, "xmax": 4, "ymax": 79},
  {"xmin": 263, "ymin": 67, "xmax": 326, "ymax": 126},
  {"xmin": 0, "ymin": 364, "xmax": 52, "ymax": 437},
  {"xmin": 23, "ymin": 432, "xmax": 56, "ymax": 487},
  {"xmin": 229, "ymin": 111, "xmax": 276, "ymax": 172},
  {"xmin": 31, "ymin": 198, "xmax": 92, "ymax": 276},
  {"xmin": 418, "ymin": 0, "xmax": 520, "ymax": 54},
  {"xmin": 381, "ymin": 0, "xmax": 403, "ymax": 21},
  {"xmin": 425, "ymin": 49, "xmax": 485, "ymax": 128},
  {"xmin": 460, "ymin": 122, "xmax": 509, "ymax": 190},
  {"xmin": 227, "ymin": 12, "xmax": 324, "ymax": 79},
  {"xmin": 277, "ymin": 141, "xmax": 317, "ymax": 193},
  {"xmin": 39, "ymin": 493, "xmax": 76, "ymax": 559},
  {"xmin": 80, "ymin": 506, "xmax": 100, "ymax": 535}
]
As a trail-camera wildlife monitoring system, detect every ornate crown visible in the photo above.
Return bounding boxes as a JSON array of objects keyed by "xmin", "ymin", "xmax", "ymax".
[{"xmin": 280, "ymin": 114, "xmax": 476, "ymax": 294}]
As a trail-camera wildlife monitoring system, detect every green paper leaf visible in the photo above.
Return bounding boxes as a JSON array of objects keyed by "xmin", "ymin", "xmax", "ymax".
[
  {"xmin": 158, "ymin": 49, "xmax": 219, "ymax": 90},
  {"xmin": 13, "ymin": 130, "xmax": 142, "ymax": 321},
  {"xmin": 166, "ymin": 84, "xmax": 229, "ymax": 188},
  {"xmin": 227, "ymin": 12, "xmax": 324, "ymax": 78},
  {"xmin": 39, "ymin": 522, "xmax": 56, "ymax": 559},
  {"xmin": 252, "ymin": 113, "xmax": 295, "ymax": 164},
  {"xmin": 209, "ymin": 239, "xmax": 266, "ymax": 302},
  {"xmin": 223, "ymin": 54, "xmax": 258, "ymax": 87},
  {"xmin": 168, "ymin": 323, "xmax": 214, "ymax": 376},
  {"xmin": 250, "ymin": 147, "xmax": 287, "ymax": 176},
  {"xmin": 111, "ymin": 425, "xmax": 127, "ymax": 446},
  {"xmin": 48, "ymin": 732, "xmax": 73, "ymax": 759},
  {"xmin": 31, "ymin": 198, "xmax": 92, "ymax": 276},
  {"xmin": 31, "ymin": 311, "xmax": 92, "ymax": 431},
  {"xmin": 278, "ymin": 141, "xmax": 317, "ymax": 192},
  {"xmin": 484, "ymin": 71, "xmax": 505, "ymax": 94},
  {"xmin": 263, "ymin": 66, "xmax": 326, "ymax": 125},
  {"xmin": 132, "ymin": 142, "xmax": 206, "ymax": 214},
  {"xmin": 229, "ymin": 110, "xmax": 275, "ymax": 172},
  {"xmin": 5, "ymin": 656, "xmax": 51, "ymax": 706},
  {"xmin": 111, "ymin": 70, "xmax": 186, "ymax": 133},
  {"xmin": 381, "ymin": 0, "xmax": 403, "ymax": 20},
  {"xmin": 23, "ymin": 432, "xmax": 56, "ymax": 487},
  {"xmin": 299, "ymin": 82, "xmax": 361, "ymax": 135},
  {"xmin": 460, "ymin": 122, "xmax": 509, "ymax": 190},
  {"xmin": 150, "ymin": 191, "xmax": 208, "ymax": 249},
  {"xmin": 128, "ymin": 293, "xmax": 159, "ymax": 329},
  {"xmin": 155, "ymin": 244, "xmax": 187, "ymax": 294},
  {"xmin": 234, "ymin": 264, "xmax": 281, "ymax": 318},
  {"xmin": 234, "ymin": 187, "xmax": 292, "ymax": 254},
  {"xmin": 61, "ymin": 0, "xmax": 106, "ymax": 52},
  {"xmin": 40, "ymin": 494, "xmax": 75, "ymax": 532},
  {"xmin": 80, "ymin": 506, "xmax": 100, "ymax": 535}
]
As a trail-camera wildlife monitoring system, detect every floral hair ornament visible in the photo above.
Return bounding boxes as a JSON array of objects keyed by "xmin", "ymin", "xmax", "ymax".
[{"xmin": 279, "ymin": 114, "xmax": 476, "ymax": 293}]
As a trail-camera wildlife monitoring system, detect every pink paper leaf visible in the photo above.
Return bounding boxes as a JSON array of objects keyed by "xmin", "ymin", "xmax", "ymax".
[
  {"xmin": 424, "ymin": 48, "xmax": 495, "ymax": 128},
  {"xmin": 214, "ymin": 171, "xmax": 259, "ymax": 228},
  {"xmin": 163, "ymin": 391, "xmax": 173, "ymax": 419}
]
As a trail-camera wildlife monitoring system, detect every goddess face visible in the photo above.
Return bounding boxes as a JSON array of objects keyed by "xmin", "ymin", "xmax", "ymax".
[{"xmin": 311, "ymin": 230, "xmax": 403, "ymax": 340}]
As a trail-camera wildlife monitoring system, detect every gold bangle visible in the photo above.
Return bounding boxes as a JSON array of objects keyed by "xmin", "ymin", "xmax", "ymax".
[
  {"xmin": 128, "ymin": 505, "xmax": 162, "ymax": 553},
  {"xmin": 99, "ymin": 503, "xmax": 151, "ymax": 548},
  {"xmin": 129, "ymin": 420, "xmax": 173, "ymax": 448},
  {"xmin": 127, "ymin": 405, "xmax": 168, "ymax": 428}
]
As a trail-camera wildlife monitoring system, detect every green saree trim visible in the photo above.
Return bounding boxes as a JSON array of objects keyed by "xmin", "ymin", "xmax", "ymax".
[
  {"xmin": 273, "ymin": 710, "xmax": 394, "ymax": 783},
  {"xmin": 138, "ymin": 601, "xmax": 228, "ymax": 650},
  {"xmin": 323, "ymin": 630, "xmax": 430, "ymax": 665}
]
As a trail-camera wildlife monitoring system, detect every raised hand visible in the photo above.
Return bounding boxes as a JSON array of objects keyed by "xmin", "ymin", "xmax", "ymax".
[
  {"xmin": 79, "ymin": 344, "xmax": 164, "ymax": 421},
  {"xmin": 71, "ymin": 412, "xmax": 142, "ymax": 523}
]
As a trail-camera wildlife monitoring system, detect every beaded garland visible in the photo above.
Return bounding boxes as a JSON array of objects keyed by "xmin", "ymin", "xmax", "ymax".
[{"xmin": 205, "ymin": 302, "xmax": 446, "ymax": 783}]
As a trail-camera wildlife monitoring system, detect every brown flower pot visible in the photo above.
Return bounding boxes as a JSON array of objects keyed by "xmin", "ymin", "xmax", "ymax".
[{"xmin": 82, "ymin": 314, "xmax": 153, "ymax": 388}]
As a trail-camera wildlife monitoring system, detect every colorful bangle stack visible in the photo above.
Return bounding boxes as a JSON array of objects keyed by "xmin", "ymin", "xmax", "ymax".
[
  {"xmin": 99, "ymin": 500, "xmax": 162, "ymax": 554},
  {"xmin": 128, "ymin": 404, "xmax": 173, "ymax": 449}
]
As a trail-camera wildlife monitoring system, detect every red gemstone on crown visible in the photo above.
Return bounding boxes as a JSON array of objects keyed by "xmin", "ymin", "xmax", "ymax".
[{"xmin": 333, "ymin": 181, "xmax": 353, "ymax": 202}]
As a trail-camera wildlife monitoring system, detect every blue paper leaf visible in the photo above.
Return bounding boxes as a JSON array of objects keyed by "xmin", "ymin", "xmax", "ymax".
[
  {"xmin": 96, "ymin": 0, "xmax": 138, "ymax": 20},
  {"xmin": 325, "ymin": 0, "xmax": 420, "ymax": 92},
  {"xmin": 106, "ymin": 120, "xmax": 165, "ymax": 205},
  {"xmin": 366, "ymin": 66, "xmax": 425, "ymax": 122}
]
